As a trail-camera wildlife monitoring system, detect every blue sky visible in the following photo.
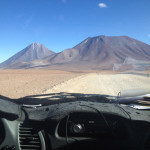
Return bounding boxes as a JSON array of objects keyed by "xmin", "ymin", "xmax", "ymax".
[{"xmin": 0, "ymin": 0, "xmax": 150, "ymax": 63}]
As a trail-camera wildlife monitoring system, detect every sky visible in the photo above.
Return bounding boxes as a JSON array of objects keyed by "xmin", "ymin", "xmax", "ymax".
[{"xmin": 0, "ymin": 0, "xmax": 150, "ymax": 63}]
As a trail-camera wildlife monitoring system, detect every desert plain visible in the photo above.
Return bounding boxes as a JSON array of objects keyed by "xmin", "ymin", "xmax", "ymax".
[{"xmin": 0, "ymin": 69, "xmax": 150, "ymax": 99}]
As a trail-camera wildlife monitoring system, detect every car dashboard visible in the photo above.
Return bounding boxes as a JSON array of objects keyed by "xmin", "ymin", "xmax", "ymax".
[{"xmin": 0, "ymin": 95, "xmax": 150, "ymax": 150}]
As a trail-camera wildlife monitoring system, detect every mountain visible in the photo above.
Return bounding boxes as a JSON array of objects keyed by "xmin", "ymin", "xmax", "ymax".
[
  {"xmin": 0, "ymin": 43, "xmax": 55, "ymax": 68},
  {"xmin": 43, "ymin": 35, "xmax": 150, "ymax": 70},
  {"xmin": 1, "ymin": 36, "xmax": 150, "ymax": 70}
]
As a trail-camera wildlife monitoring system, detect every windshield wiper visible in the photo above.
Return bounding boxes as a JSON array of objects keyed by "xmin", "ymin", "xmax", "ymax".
[
  {"xmin": 111, "ymin": 94, "xmax": 150, "ymax": 105},
  {"xmin": 22, "ymin": 104, "xmax": 42, "ymax": 108},
  {"xmin": 129, "ymin": 105, "xmax": 150, "ymax": 110}
]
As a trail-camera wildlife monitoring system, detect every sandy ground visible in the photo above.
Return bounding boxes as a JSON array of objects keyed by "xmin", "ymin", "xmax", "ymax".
[
  {"xmin": 0, "ymin": 70, "xmax": 81, "ymax": 98},
  {"xmin": 43, "ymin": 73, "xmax": 150, "ymax": 96},
  {"xmin": 0, "ymin": 70, "xmax": 150, "ymax": 99}
]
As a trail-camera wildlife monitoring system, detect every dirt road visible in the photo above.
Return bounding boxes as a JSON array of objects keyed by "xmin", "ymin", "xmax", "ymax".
[
  {"xmin": 43, "ymin": 73, "xmax": 150, "ymax": 96},
  {"xmin": 1, "ymin": 70, "xmax": 150, "ymax": 98}
]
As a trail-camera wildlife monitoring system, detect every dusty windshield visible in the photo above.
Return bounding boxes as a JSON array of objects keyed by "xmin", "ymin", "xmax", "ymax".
[{"xmin": 0, "ymin": 0, "xmax": 150, "ymax": 105}]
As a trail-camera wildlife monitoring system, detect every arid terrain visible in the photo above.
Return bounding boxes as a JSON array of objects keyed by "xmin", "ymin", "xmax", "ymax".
[
  {"xmin": 0, "ymin": 70, "xmax": 150, "ymax": 99},
  {"xmin": 43, "ymin": 72, "xmax": 150, "ymax": 96},
  {"xmin": 0, "ymin": 70, "xmax": 82, "ymax": 99}
]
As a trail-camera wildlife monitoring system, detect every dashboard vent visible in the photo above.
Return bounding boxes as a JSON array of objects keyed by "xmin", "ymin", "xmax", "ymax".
[
  {"xmin": 19, "ymin": 123, "xmax": 42, "ymax": 150},
  {"xmin": 143, "ymin": 133, "xmax": 150, "ymax": 150}
]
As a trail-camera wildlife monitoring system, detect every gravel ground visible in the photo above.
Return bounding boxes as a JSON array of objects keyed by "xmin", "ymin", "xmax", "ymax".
[
  {"xmin": 1, "ymin": 70, "xmax": 149, "ymax": 99},
  {"xmin": 0, "ymin": 70, "xmax": 81, "ymax": 98},
  {"xmin": 43, "ymin": 73, "xmax": 150, "ymax": 96}
]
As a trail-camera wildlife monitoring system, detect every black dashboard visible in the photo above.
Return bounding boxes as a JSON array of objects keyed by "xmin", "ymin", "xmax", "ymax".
[{"xmin": 0, "ymin": 95, "xmax": 150, "ymax": 150}]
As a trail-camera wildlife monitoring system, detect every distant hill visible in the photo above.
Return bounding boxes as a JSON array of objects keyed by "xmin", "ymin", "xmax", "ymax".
[
  {"xmin": 1, "ymin": 36, "xmax": 150, "ymax": 70},
  {"xmin": 43, "ymin": 35, "xmax": 150, "ymax": 70},
  {"xmin": 0, "ymin": 43, "xmax": 55, "ymax": 68}
]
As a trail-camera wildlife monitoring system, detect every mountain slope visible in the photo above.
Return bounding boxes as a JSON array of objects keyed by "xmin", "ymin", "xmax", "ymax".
[
  {"xmin": 44, "ymin": 35, "xmax": 150, "ymax": 70},
  {"xmin": 1, "ymin": 36, "xmax": 150, "ymax": 70},
  {"xmin": 0, "ymin": 43, "xmax": 55, "ymax": 68}
]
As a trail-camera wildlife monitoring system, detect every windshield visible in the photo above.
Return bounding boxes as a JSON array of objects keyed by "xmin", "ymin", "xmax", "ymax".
[
  {"xmin": 1, "ymin": 2, "xmax": 150, "ymax": 150},
  {"xmin": 0, "ymin": 0, "xmax": 150, "ymax": 106}
]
